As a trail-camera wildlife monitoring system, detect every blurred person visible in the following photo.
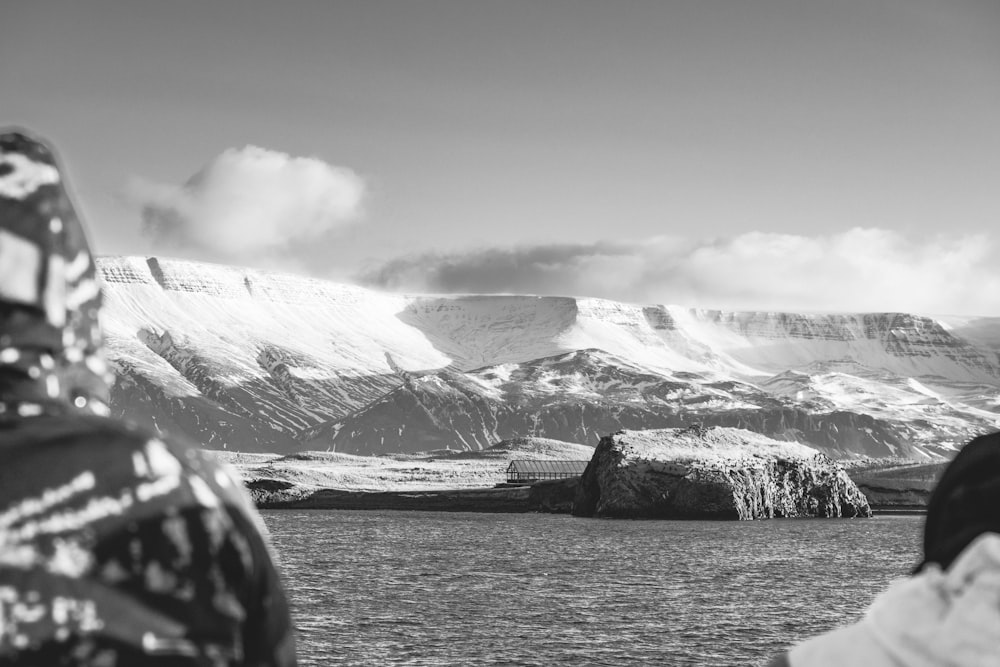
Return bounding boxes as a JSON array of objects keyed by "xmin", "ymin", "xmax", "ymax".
[
  {"xmin": 768, "ymin": 431, "xmax": 1000, "ymax": 666},
  {"xmin": 0, "ymin": 130, "xmax": 296, "ymax": 666}
]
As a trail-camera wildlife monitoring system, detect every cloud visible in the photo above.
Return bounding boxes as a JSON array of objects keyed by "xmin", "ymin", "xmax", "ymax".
[
  {"xmin": 359, "ymin": 228, "xmax": 1000, "ymax": 316},
  {"xmin": 131, "ymin": 146, "xmax": 364, "ymax": 263},
  {"xmin": 361, "ymin": 241, "xmax": 638, "ymax": 296}
]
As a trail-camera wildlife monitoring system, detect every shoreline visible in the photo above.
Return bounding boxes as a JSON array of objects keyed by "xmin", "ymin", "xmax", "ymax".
[
  {"xmin": 242, "ymin": 455, "xmax": 935, "ymax": 516},
  {"xmin": 871, "ymin": 506, "xmax": 927, "ymax": 516},
  {"xmin": 258, "ymin": 486, "xmax": 536, "ymax": 512},
  {"xmin": 251, "ymin": 478, "xmax": 579, "ymax": 514},
  {"xmin": 252, "ymin": 483, "xmax": 928, "ymax": 516}
]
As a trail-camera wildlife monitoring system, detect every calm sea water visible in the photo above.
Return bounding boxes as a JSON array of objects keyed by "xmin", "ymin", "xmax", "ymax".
[{"xmin": 262, "ymin": 511, "xmax": 923, "ymax": 666}]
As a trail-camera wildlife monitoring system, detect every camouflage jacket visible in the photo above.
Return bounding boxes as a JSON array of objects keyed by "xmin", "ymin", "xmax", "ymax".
[{"xmin": 0, "ymin": 412, "xmax": 297, "ymax": 666}]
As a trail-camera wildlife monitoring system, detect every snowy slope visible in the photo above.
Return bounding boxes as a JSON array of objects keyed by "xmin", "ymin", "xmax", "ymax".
[
  {"xmin": 102, "ymin": 257, "xmax": 449, "ymax": 449},
  {"xmin": 98, "ymin": 256, "xmax": 1000, "ymax": 457},
  {"xmin": 312, "ymin": 349, "xmax": 975, "ymax": 458},
  {"xmin": 398, "ymin": 296, "xmax": 1000, "ymax": 382}
]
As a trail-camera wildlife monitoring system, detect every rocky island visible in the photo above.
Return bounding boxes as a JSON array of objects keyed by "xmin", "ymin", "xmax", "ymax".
[
  {"xmin": 221, "ymin": 429, "xmax": 874, "ymax": 518},
  {"xmin": 573, "ymin": 426, "xmax": 872, "ymax": 519}
]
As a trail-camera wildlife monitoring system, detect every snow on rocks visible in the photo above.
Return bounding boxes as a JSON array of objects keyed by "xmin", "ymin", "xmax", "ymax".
[{"xmin": 573, "ymin": 426, "xmax": 872, "ymax": 520}]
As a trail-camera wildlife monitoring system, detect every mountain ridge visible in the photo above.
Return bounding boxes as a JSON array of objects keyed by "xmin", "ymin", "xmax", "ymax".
[{"xmin": 99, "ymin": 256, "xmax": 1000, "ymax": 458}]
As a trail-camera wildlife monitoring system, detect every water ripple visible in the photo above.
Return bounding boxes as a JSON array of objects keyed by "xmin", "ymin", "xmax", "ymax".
[{"xmin": 263, "ymin": 511, "xmax": 922, "ymax": 666}]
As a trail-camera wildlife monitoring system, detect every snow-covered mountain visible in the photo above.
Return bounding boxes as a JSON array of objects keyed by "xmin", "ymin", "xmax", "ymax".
[{"xmin": 99, "ymin": 256, "xmax": 1000, "ymax": 458}]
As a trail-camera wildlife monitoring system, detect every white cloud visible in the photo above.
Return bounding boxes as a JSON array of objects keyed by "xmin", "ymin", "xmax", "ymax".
[
  {"xmin": 131, "ymin": 145, "xmax": 364, "ymax": 263},
  {"xmin": 361, "ymin": 228, "xmax": 1000, "ymax": 316}
]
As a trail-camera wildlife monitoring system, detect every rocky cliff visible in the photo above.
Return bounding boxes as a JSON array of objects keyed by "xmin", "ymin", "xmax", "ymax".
[{"xmin": 573, "ymin": 427, "xmax": 872, "ymax": 519}]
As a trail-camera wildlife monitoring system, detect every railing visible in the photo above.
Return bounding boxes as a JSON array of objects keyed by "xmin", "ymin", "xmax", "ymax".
[{"xmin": 506, "ymin": 471, "xmax": 584, "ymax": 483}]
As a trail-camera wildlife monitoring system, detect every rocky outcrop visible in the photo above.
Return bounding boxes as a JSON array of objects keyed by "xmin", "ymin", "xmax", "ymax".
[{"xmin": 573, "ymin": 427, "xmax": 871, "ymax": 520}]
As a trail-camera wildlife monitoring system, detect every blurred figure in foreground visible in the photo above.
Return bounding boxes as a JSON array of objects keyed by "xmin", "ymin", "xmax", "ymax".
[
  {"xmin": 769, "ymin": 431, "xmax": 1000, "ymax": 666},
  {"xmin": 0, "ymin": 130, "xmax": 296, "ymax": 666}
]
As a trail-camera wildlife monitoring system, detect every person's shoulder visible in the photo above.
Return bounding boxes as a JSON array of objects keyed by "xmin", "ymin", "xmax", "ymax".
[
  {"xmin": 0, "ymin": 413, "xmax": 166, "ymax": 480},
  {"xmin": 766, "ymin": 653, "xmax": 791, "ymax": 667},
  {"xmin": 3, "ymin": 413, "xmax": 254, "ymax": 515},
  {"xmin": 2, "ymin": 412, "xmax": 189, "ymax": 455},
  {"xmin": 23, "ymin": 412, "xmax": 211, "ymax": 462},
  {"xmin": 99, "ymin": 417, "xmax": 257, "ymax": 516}
]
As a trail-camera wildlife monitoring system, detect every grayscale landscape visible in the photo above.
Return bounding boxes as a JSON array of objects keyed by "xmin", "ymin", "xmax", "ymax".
[
  {"xmin": 102, "ymin": 256, "xmax": 1000, "ymax": 461},
  {"xmin": 97, "ymin": 256, "xmax": 998, "ymax": 516},
  {"xmin": 7, "ymin": 0, "xmax": 999, "ymax": 664}
]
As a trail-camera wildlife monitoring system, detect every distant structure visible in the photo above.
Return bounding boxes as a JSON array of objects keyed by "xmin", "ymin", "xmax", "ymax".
[{"xmin": 506, "ymin": 460, "xmax": 590, "ymax": 484}]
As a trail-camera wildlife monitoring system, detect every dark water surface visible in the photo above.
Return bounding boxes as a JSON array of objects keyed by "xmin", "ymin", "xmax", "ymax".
[{"xmin": 262, "ymin": 511, "xmax": 922, "ymax": 666}]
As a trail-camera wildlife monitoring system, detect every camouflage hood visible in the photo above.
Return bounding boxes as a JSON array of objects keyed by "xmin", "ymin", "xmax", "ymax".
[{"xmin": 0, "ymin": 130, "xmax": 112, "ymax": 416}]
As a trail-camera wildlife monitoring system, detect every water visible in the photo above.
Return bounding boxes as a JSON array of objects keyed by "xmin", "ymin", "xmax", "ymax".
[{"xmin": 262, "ymin": 511, "xmax": 923, "ymax": 666}]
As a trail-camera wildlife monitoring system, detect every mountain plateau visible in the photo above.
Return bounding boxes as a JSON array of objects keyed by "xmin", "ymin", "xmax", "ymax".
[{"xmin": 100, "ymin": 256, "xmax": 1000, "ymax": 459}]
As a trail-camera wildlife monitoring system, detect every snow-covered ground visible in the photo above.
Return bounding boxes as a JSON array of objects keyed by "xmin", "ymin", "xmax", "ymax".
[{"xmin": 611, "ymin": 427, "xmax": 819, "ymax": 467}]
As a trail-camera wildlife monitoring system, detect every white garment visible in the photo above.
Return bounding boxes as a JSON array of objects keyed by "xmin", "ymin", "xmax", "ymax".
[{"xmin": 790, "ymin": 532, "xmax": 1000, "ymax": 667}]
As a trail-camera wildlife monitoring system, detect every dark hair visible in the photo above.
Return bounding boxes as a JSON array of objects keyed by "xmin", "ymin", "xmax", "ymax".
[{"xmin": 920, "ymin": 431, "xmax": 1000, "ymax": 571}]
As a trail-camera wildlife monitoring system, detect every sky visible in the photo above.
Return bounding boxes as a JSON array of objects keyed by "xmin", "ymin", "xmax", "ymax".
[{"xmin": 3, "ymin": 0, "xmax": 999, "ymax": 315}]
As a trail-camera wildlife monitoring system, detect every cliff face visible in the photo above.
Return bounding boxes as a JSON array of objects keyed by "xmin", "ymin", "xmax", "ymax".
[{"xmin": 573, "ymin": 427, "xmax": 872, "ymax": 520}]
